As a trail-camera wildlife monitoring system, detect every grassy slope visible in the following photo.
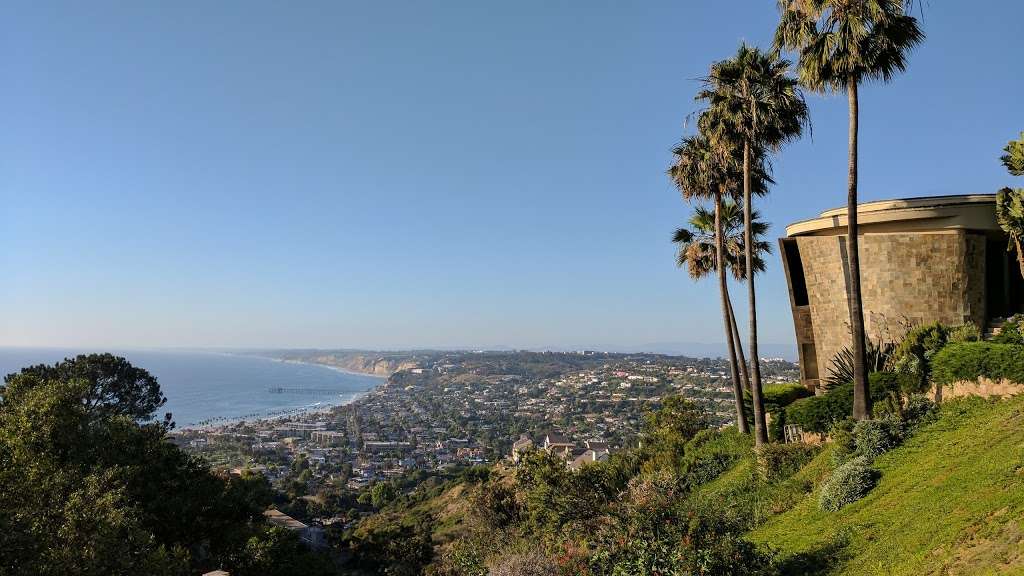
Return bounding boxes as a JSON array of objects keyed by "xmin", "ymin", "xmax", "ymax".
[
  {"xmin": 354, "ymin": 481, "xmax": 473, "ymax": 545},
  {"xmin": 749, "ymin": 396, "xmax": 1024, "ymax": 575}
]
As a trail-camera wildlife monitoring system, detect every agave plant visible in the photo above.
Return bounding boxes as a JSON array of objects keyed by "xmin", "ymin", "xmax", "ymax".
[{"xmin": 823, "ymin": 338, "xmax": 896, "ymax": 391}]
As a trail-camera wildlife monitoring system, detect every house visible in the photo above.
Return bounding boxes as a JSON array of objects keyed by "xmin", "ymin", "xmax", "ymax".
[
  {"xmin": 567, "ymin": 449, "xmax": 609, "ymax": 471},
  {"xmin": 511, "ymin": 435, "xmax": 534, "ymax": 463},
  {"xmin": 585, "ymin": 440, "xmax": 609, "ymax": 456},
  {"xmin": 780, "ymin": 194, "xmax": 1024, "ymax": 392},
  {"xmin": 542, "ymin": 432, "xmax": 574, "ymax": 458},
  {"xmin": 263, "ymin": 509, "xmax": 326, "ymax": 549}
]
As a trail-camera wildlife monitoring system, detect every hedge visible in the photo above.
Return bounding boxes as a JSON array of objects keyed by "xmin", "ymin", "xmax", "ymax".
[
  {"xmin": 747, "ymin": 383, "xmax": 812, "ymax": 439},
  {"xmin": 931, "ymin": 342, "xmax": 1024, "ymax": 386},
  {"xmin": 783, "ymin": 373, "xmax": 901, "ymax": 434}
]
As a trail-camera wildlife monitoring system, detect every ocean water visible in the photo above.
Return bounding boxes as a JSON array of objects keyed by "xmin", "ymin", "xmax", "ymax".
[{"xmin": 0, "ymin": 348, "xmax": 383, "ymax": 428}]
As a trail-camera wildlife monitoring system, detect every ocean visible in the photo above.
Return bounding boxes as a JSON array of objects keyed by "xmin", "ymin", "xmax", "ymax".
[{"xmin": 0, "ymin": 348, "xmax": 383, "ymax": 428}]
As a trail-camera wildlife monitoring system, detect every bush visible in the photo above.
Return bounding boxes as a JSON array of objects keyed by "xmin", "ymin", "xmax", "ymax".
[
  {"xmin": 829, "ymin": 418, "xmax": 856, "ymax": 466},
  {"xmin": 991, "ymin": 315, "xmax": 1024, "ymax": 345},
  {"xmin": 947, "ymin": 322, "xmax": 981, "ymax": 344},
  {"xmin": 853, "ymin": 417, "xmax": 904, "ymax": 459},
  {"xmin": 757, "ymin": 443, "xmax": 819, "ymax": 482},
  {"xmin": 677, "ymin": 427, "xmax": 751, "ymax": 489},
  {"xmin": 746, "ymin": 382, "xmax": 812, "ymax": 414},
  {"xmin": 889, "ymin": 323, "xmax": 950, "ymax": 394},
  {"xmin": 785, "ymin": 373, "xmax": 901, "ymax": 434},
  {"xmin": 818, "ymin": 456, "xmax": 879, "ymax": 512},
  {"xmin": 902, "ymin": 394, "xmax": 938, "ymax": 429},
  {"xmin": 932, "ymin": 342, "xmax": 1024, "ymax": 387}
]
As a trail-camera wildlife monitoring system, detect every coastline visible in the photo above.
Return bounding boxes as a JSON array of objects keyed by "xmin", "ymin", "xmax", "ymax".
[
  {"xmin": 170, "ymin": 353, "xmax": 388, "ymax": 431},
  {"xmin": 274, "ymin": 357, "xmax": 389, "ymax": 379},
  {"xmin": 176, "ymin": 389, "xmax": 373, "ymax": 432}
]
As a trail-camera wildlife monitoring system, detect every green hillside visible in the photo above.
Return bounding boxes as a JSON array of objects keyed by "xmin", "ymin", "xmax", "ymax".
[{"xmin": 751, "ymin": 395, "xmax": 1024, "ymax": 575}]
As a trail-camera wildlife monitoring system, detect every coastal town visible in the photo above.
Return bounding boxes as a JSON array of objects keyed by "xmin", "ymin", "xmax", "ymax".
[{"xmin": 173, "ymin": 350, "xmax": 798, "ymax": 534}]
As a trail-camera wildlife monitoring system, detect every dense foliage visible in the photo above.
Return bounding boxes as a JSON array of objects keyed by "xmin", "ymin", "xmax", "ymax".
[
  {"xmin": 784, "ymin": 373, "xmax": 902, "ymax": 434},
  {"xmin": 931, "ymin": 341, "xmax": 1024, "ymax": 387},
  {"xmin": 0, "ymin": 355, "xmax": 332, "ymax": 576}
]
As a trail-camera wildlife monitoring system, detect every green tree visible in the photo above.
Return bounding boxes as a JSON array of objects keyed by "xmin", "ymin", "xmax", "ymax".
[
  {"xmin": 228, "ymin": 526, "xmax": 336, "ymax": 576},
  {"xmin": 370, "ymin": 480, "xmax": 397, "ymax": 509},
  {"xmin": 672, "ymin": 200, "xmax": 772, "ymax": 393},
  {"xmin": 775, "ymin": 0, "xmax": 924, "ymax": 420},
  {"xmin": 3, "ymin": 353, "xmax": 168, "ymax": 424},
  {"xmin": 697, "ymin": 44, "xmax": 810, "ymax": 445},
  {"xmin": 0, "ymin": 355, "xmax": 306, "ymax": 575}
]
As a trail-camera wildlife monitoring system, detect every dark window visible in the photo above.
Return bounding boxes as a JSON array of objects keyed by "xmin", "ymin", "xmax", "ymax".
[
  {"xmin": 783, "ymin": 239, "xmax": 809, "ymax": 306},
  {"xmin": 801, "ymin": 343, "xmax": 819, "ymax": 380}
]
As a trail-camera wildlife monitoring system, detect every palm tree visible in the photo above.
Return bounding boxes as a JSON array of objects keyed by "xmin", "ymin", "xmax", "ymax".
[
  {"xmin": 999, "ymin": 133, "xmax": 1024, "ymax": 279},
  {"xmin": 697, "ymin": 45, "xmax": 810, "ymax": 446},
  {"xmin": 669, "ymin": 134, "xmax": 748, "ymax": 433},
  {"xmin": 997, "ymin": 188, "xmax": 1024, "ymax": 281},
  {"xmin": 672, "ymin": 201, "xmax": 772, "ymax": 393},
  {"xmin": 774, "ymin": 0, "xmax": 923, "ymax": 420}
]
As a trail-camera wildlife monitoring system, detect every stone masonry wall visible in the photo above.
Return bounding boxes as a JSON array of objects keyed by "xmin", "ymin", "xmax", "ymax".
[{"xmin": 795, "ymin": 231, "xmax": 986, "ymax": 388}]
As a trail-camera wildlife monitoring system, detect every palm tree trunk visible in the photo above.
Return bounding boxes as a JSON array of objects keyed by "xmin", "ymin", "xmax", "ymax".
[
  {"xmin": 847, "ymin": 79, "xmax": 871, "ymax": 421},
  {"xmin": 724, "ymin": 297, "xmax": 745, "ymax": 414},
  {"xmin": 1015, "ymin": 238, "xmax": 1024, "ymax": 281},
  {"xmin": 716, "ymin": 191, "xmax": 749, "ymax": 433},
  {"xmin": 726, "ymin": 293, "xmax": 750, "ymax": 392},
  {"xmin": 743, "ymin": 139, "xmax": 768, "ymax": 447}
]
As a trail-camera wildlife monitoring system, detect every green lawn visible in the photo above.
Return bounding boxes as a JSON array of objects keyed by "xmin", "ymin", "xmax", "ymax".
[{"xmin": 749, "ymin": 396, "xmax": 1024, "ymax": 575}]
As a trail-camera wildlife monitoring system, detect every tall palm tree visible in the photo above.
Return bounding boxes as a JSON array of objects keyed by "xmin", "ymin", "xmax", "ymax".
[
  {"xmin": 697, "ymin": 45, "xmax": 810, "ymax": 446},
  {"xmin": 669, "ymin": 134, "xmax": 748, "ymax": 433},
  {"xmin": 672, "ymin": 201, "xmax": 772, "ymax": 393},
  {"xmin": 774, "ymin": 0, "xmax": 923, "ymax": 420}
]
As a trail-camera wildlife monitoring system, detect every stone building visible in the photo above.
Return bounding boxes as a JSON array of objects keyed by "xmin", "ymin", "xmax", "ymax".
[{"xmin": 780, "ymin": 194, "xmax": 1023, "ymax": 392}]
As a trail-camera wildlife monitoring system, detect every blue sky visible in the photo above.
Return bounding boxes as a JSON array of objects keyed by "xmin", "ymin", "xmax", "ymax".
[{"xmin": 2, "ymin": 1, "xmax": 1022, "ymax": 353}]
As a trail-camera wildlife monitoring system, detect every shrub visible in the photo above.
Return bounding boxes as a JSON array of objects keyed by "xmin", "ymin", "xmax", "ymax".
[
  {"xmin": 829, "ymin": 418, "xmax": 856, "ymax": 466},
  {"xmin": 818, "ymin": 456, "xmax": 879, "ymax": 512},
  {"xmin": 678, "ymin": 427, "xmax": 751, "ymax": 489},
  {"xmin": 746, "ymin": 382, "xmax": 812, "ymax": 413},
  {"xmin": 768, "ymin": 408, "xmax": 786, "ymax": 442},
  {"xmin": 758, "ymin": 442, "xmax": 819, "ymax": 482},
  {"xmin": 785, "ymin": 373, "xmax": 901, "ymax": 434},
  {"xmin": 901, "ymin": 394, "xmax": 938, "ymax": 429},
  {"xmin": 747, "ymin": 383, "xmax": 812, "ymax": 439},
  {"xmin": 853, "ymin": 417, "xmax": 904, "ymax": 459},
  {"xmin": 947, "ymin": 322, "xmax": 981, "ymax": 344},
  {"xmin": 889, "ymin": 323, "xmax": 950, "ymax": 394},
  {"xmin": 932, "ymin": 342, "xmax": 1024, "ymax": 387},
  {"xmin": 991, "ymin": 315, "xmax": 1024, "ymax": 345}
]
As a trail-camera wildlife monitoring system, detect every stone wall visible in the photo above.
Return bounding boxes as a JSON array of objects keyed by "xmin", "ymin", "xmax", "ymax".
[{"xmin": 793, "ymin": 231, "xmax": 986, "ymax": 389}]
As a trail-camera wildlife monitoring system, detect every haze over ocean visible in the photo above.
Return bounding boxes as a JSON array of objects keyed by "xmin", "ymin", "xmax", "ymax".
[{"xmin": 0, "ymin": 348, "xmax": 382, "ymax": 428}]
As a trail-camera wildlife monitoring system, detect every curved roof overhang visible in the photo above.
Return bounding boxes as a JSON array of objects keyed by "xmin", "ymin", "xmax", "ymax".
[{"xmin": 785, "ymin": 194, "xmax": 1000, "ymax": 237}]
